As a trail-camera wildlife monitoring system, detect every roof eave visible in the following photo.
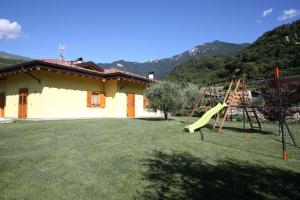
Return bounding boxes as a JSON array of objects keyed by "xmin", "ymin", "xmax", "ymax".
[{"xmin": 0, "ymin": 60, "xmax": 155, "ymax": 83}]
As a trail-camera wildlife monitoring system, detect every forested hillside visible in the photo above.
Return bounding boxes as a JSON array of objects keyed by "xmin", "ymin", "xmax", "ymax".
[
  {"xmin": 0, "ymin": 51, "xmax": 31, "ymax": 68},
  {"xmin": 0, "ymin": 58, "xmax": 27, "ymax": 68},
  {"xmin": 0, "ymin": 51, "xmax": 31, "ymax": 60},
  {"xmin": 167, "ymin": 19, "xmax": 300, "ymax": 84},
  {"xmin": 167, "ymin": 56, "xmax": 233, "ymax": 84}
]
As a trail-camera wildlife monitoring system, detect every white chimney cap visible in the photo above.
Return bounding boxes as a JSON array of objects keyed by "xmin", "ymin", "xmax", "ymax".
[{"xmin": 148, "ymin": 72, "xmax": 154, "ymax": 80}]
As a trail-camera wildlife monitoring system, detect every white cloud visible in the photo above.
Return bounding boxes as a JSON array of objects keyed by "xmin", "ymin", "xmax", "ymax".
[
  {"xmin": 278, "ymin": 9, "xmax": 300, "ymax": 21},
  {"xmin": 263, "ymin": 8, "xmax": 273, "ymax": 17},
  {"xmin": 0, "ymin": 19, "xmax": 22, "ymax": 39}
]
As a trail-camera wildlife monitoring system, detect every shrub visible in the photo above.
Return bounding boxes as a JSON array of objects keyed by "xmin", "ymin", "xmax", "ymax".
[{"xmin": 258, "ymin": 77, "xmax": 300, "ymax": 121}]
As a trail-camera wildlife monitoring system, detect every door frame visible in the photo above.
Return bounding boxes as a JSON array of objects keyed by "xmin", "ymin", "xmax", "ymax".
[
  {"xmin": 18, "ymin": 88, "xmax": 28, "ymax": 119},
  {"xmin": 0, "ymin": 93, "xmax": 5, "ymax": 117},
  {"xmin": 127, "ymin": 93, "xmax": 135, "ymax": 118}
]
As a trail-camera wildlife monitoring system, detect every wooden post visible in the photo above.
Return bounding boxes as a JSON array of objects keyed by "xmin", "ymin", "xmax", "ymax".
[
  {"xmin": 218, "ymin": 78, "xmax": 241, "ymax": 132},
  {"xmin": 187, "ymin": 85, "xmax": 208, "ymax": 122},
  {"xmin": 242, "ymin": 77, "xmax": 246, "ymax": 135},
  {"xmin": 213, "ymin": 79, "xmax": 233, "ymax": 130}
]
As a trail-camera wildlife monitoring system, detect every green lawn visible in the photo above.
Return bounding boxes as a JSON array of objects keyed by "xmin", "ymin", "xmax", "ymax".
[{"xmin": 0, "ymin": 118, "xmax": 299, "ymax": 200}]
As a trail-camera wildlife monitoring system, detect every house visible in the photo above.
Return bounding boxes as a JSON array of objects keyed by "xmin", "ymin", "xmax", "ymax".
[{"xmin": 0, "ymin": 59, "xmax": 161, "ymax": 119}]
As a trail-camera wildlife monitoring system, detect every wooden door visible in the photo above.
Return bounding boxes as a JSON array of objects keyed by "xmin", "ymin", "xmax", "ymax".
[
  {"xmin": 0, "ymin": 93, "xmax": 4, "ymax": 117},
  {"xmin": 18, "ymin": 88, "xmax": 28, "ymax": 118},
  {"xmin": 127, "ymin": 93, "xmax": 135, "ymax": 118}
]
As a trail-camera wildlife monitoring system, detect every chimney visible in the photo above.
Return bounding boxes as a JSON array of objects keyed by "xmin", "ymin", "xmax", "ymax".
[{"xmin": 148, "ymin": 71, "xmax": 154, "ymax": 80}]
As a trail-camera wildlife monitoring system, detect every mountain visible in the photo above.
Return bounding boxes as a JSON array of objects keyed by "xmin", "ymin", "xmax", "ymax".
[
  {"xmin": 0, "ymin": 51, "xmax": 31, "ymax": 69},
  {"xmin": 167, "ymin": 55, "xmax": 234, "ymax": 85},
  {"xmin": 0, "ymin": 51, "xmax": 31, "ymax": 60},
  {"xmin": 167, "ymin": 19, "xmax": 300, "ymax": 85},
  {"xmin": 98, "ymin": 41, "xmax": 249, "ymax": 79},
  {"xmin": 0, "ymin": 57, "xmax": 28, "ymax": 68}
]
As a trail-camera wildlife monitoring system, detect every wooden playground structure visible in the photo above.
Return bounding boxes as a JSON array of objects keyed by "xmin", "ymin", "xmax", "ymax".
[
  {"xmin": 188, "ymin": 77, "xmax": 261, "ymax": 132},
  {"xmin": 186, "ymin": 68, "xmax": 297, "ymax": 160}
]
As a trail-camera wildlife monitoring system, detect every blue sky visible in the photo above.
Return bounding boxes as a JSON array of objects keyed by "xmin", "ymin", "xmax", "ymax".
[{"xmin": 0, "ymin": 0, "xmax": 299, "ymax": 62}]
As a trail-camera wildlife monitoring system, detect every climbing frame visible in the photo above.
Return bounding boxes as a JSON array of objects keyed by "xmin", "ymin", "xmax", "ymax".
[
  {"xmin": 213, "ymin": 77, "xmax": 261, "ymax": 132},
  {"xmin": 187, "ymin": 79, "xmax": 226, "ymax": 122}
]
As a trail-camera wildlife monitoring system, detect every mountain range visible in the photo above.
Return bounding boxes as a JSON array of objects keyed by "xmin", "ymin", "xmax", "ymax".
[
  {"xmin": 1, "ymin": 19, "xmax": 299, "ymax": 83},
  {"xmin": 167, "ymin": 19, "xmax": 300, "ymax": 84},
  {"xmin": 0, "ymin": 41, "xmax": 249, "ymax": 79},
  {"xmin": 98, "ymin": 41, "xmax": 249, "ymax": 79}
]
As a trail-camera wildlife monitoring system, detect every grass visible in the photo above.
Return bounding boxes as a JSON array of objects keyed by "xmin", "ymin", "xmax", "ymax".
[{"xmin": 0, "ymin": 117, "xmax": 299, "ymax": 200}]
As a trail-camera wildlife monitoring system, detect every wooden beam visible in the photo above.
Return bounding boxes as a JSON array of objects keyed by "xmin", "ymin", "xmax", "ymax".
[
  {"xmin": 218, "ymin": 78, "xmax": 241, "ymax": 132},
  {"xmin": 25, "ymin": 71, "xmax": 41, "ymax": 83}
]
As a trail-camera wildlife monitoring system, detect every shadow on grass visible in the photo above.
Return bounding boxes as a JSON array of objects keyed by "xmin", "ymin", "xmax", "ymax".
[
  {"xmin": 136, "ymin": 151, "xmax": 300, "ymax": 200},
  {"xmin": 204, "ymin": 139, "xmax": 282, "ymax": 160},
  {"xmin": 135, "ymin": 118, "xmax": 175, "ymax": 121},
  {"xmin": 179, "ymin": 120, "xmax": 190, "ymax": 124},
  {"xmin": 205, "ymin": 124, "xmax": 274, "ymax": 135},
  {"xmin": 273, "ymin": 138, "xmax": 299, "ymax": 149}
]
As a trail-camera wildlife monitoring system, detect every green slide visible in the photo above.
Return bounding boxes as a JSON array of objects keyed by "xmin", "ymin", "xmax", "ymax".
[{"xmin": 185, "ymin": 103, "xmax": 228, "ymax": 133}]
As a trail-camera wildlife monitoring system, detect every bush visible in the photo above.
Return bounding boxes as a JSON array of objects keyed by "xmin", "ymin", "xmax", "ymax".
[
  {"xmin": 258, "ymin": 77, "xmax": 300, "ymax": 121},
  {"xmin": 175, "ymin": 83, "xmax": 201, "ymax": 116}
]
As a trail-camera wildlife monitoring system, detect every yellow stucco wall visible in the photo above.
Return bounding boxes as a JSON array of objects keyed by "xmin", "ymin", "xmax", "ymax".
[
  {"xmin": 3, "ymin": 72, "xmax": 43, "ymax": 118},
  {"xmin": 104, "ymin": 80, "xmax": 118, "ymax": 117},
  {"xmin": 116, "ymin": 81, "xmax": 162, "ymax": 118},
  {"xmin": 41, "ymin": 71, "xmax": 107, "ymax": 118},
  {"xmin": 1, "ymin": 70, "xmax": 161, "ymax": 119}
]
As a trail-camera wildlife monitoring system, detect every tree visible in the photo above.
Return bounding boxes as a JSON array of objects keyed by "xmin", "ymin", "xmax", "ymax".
[
  {"xmin": 145, "ymin": 81, "xmax": 183, "ymax": 120},
  {"xmin": 179, "ymin": 83, "xmax": 200, "ymax": 116}
]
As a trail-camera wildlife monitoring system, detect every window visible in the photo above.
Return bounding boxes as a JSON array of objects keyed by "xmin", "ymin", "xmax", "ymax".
[
  {"xmin": 19, "ymin": 95, "xmax": 27, "ymax": 104},
  {"xmin": 92, "ymin": 92, "xmax": 99, "ymax": 106},
  {"xmin": 87, "ymin": 91, "xmax": 106, "ymax": 108}
]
